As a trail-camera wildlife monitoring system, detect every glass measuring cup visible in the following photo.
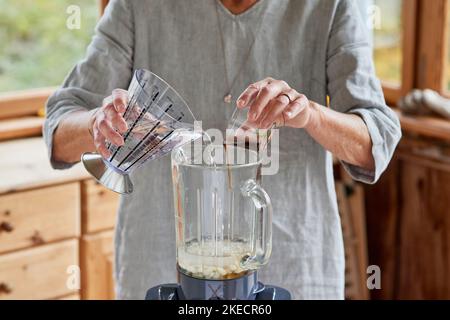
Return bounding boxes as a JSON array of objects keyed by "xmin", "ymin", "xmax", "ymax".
[
  {"xmin": 226, "ymin": 105, "xmax": 276, "ymax": 155},
  {"xmin": 82, "ymin": 69, "xmax": 201, "ymax": 194}
]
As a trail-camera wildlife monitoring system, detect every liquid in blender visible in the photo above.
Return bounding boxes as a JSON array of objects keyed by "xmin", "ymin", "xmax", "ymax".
[{"xmin": 178, "ymin": 239, "xmax": 250, "ymax": 280}]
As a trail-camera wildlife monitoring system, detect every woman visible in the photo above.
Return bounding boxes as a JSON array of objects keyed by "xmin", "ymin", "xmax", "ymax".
[{"xmin": 44, "ymin": 0, "xmax": 401, "ymax": 299}]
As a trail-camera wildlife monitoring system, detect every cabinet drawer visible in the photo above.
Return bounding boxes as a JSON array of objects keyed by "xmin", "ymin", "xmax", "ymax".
[
  {"xmin": 0, "ymin": 239, "xmax": 79, "ymax": 299},
  {"xmin": 0, "ymin": 183, "xmax": 80, "ymax": 254},
  {"xmin": 82, "ymin": 180, "xmax": 119, "ymax": 234},
  {"xmin": 81, "ymin": 230, "xmax": 115, "ymax": 300}
]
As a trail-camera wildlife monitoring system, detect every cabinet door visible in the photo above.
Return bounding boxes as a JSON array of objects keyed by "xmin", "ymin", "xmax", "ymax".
[
  {"xmin": 397, "ymin": 159, "xmax": 450, "ymax": 299},
  {"xmin": 364, "ymin": 158, "xmax": 400, "ymax": 300},
  {"xmin": 0, "ymin": 183, "xmax": 80, "ymax": 254},
  {"xmin": 81, "ymin": 180, "xmax": 119, "ymax": 234},
  {"xmin": 81, "ymin": 230, "xmax": 115, "ymax": 300},
  {"xmin": 336, "ymin": 175, "xmax": 370, "ymax": 300},
  {"xmin": 0, "ymin": 240, "xmax": 79, "ymax": 299}
]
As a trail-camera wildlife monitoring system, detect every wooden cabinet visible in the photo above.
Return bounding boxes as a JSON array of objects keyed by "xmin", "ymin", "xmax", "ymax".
[
  {"xmin": 0, "ymin": 184, "xmax": 80, "ymax": 254},
  {"xmin": 80, "ymin": 180, "xmax": 119, "ymax": 300},
  {"xmin": 81, "ymin": 180, "xmax": 118, "ymax": 234},
  {"xmin": 365, "ymin": 132, "xmax": 450, "ymax": 299},
  {"xmin": 0, "ymin": 179, "xmax": 119, "ymax": 300},
  {"xmin": 364, "ymin": 159, "xmax": 399, "ymax": 300},
  {"xmin": 0, "ymin": 240, "xmax": 78, "ymax": 299},
  {"xmin": 0, "ymin": 138, "xmax": 119, "ymax": 300},
  {"xmin": 81, "ymin": 230, "xmax": 115, "ymax": 300},
  {"xmin": 335, "ymin": 166, "xmax": 370, "ymax": 300},
  {"xmin": 396, "ymin": 159, "xmax": 450, "ymax": 299}
]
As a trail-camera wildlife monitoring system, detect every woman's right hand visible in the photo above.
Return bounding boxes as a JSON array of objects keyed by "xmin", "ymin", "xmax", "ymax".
[{"xmin": 89, "ymin": 89, "xmax": 129, "ymax": 158}]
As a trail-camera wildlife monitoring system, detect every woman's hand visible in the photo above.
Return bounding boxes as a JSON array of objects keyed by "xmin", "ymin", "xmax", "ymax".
[
  {"xmin": 237, "ymin": 77, "xmax": 376, "ymax": 171},
  {"xmin": 237, "ymin": 77, "xmax": 314, "ymax": 129},
  {"xmin": 89, "ymin": 89, "xmax": 129, "ymax": 158}
]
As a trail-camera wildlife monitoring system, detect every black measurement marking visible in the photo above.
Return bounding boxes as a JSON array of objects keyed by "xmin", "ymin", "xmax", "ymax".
[
  {"xmin": 123, "ymin": 130, "xmax": 175, "ymax": 171},
  {"xmin": 109, "ymin": 90, "xmax": 160, "ymax": 162},
  {"xmin": 115, "ymin": 103, "xmax": 174, "ymax": 168}
]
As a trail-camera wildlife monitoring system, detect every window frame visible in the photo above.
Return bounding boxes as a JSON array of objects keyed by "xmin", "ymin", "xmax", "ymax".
[
  {"xmin": 380, "ymin": 0, "xmax": 419, "ymax": 105},
  {"xmin": 0, "ymin": 0, "xmax": 109, "ymax": 121},
  {"xmin": 414, "ymin": 0, "xmax": 449, "ymax": 93}
]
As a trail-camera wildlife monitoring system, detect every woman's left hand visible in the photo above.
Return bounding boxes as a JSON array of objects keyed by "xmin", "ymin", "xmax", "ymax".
[{"xmin": 237, "ymin": 77, "xmax": 315, "ymax": 129}]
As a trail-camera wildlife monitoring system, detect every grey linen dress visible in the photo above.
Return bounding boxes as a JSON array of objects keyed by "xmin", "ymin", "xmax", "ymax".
[{"xmin": 44, "ymin": 0, "xmax": 401, "ymax": 299}]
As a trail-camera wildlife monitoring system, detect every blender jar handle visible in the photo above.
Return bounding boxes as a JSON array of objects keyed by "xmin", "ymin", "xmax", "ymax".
[{"xmin": 240, "ymin": 179, "xmax": 273, "ymax": 270}]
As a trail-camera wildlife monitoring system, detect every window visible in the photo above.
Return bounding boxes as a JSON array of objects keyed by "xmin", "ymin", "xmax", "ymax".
[
  {"xmin": 0, "ymin": 0, "xmax": 98, "ymax": 93},
  {"xmin": 360, "ymin": 0, "xmax": 418, "ymax": 105},
  {"xmin": 358, "ymin": 0, "xmax": 415, "ymax": 104},
  {"xmin": 372, "ymin": 0, "xmax": 403, "ymax": 87}
]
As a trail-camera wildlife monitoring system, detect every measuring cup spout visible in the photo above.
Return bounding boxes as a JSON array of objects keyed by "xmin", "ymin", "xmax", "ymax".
[{"xmin": 81, "ymin": 152, "xmax": 134, "ymax": 194}]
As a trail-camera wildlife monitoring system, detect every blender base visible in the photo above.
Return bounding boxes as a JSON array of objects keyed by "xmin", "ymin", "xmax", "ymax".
[{"xmin": 145, "ymin": 271, "xmax": 291, "ymax": 300}]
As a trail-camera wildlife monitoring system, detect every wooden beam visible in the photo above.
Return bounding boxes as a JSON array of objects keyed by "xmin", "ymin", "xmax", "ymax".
[
  {"xmin": 401, "ymin": 0, "xmax": 419, "ymax": 95},
  {"xmin": 416, "ymin": 0, "xmax": 449, "ymax": 92},
  {"xmin": 0, "ymin": 117, "xmax": 44, "ymax": 142},
  {"xmin": 395, "ymin": 109, "xmax": 450, "ymax": 142},
  {"xmin": 0, "ymin": 88, "xmax": 54, "ymax": 120},
  {"xmin": 380, "ymin": 0, "xmax": 418, "ymax": 105}
]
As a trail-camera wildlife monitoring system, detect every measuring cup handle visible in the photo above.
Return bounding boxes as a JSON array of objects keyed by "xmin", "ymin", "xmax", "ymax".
[{"xmin": 240, "ymin": 179, "xmax": 273, "ymax": 270}]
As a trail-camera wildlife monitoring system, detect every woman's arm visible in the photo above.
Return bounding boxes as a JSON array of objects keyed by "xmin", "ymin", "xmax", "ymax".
[
  {"xmin": 52, "ymin": 110, "xmax": 96, "ymax": 164},
  {"xmin": 305, "ymin": 101, "xmax": 374, "ymax": 170},
  {"xmin": 52, "ymin": 90, "xmax": 128, "ymax": 164},
  {"xmin": 237, "ymin": 77, "xmax": 375, "ymax": 171}
]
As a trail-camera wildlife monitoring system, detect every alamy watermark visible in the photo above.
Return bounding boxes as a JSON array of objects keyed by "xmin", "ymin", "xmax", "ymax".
[
  {"xmin": 66, "ymin": 265, "xmax": 80, "ymax": 290},
  {"xmin": 367, "ymin": 265, "xmax": 381, "ymax": 290},
  {"xmin": 366, "ymin": 5, "xmax": 382, "ymax": 31},
  {"xmin": 177, "ymin": 121, "xmax": 280, "ymax": 176},
  {"xmin": 66, "ymin": 5, "xmax": 81, "ymax": 30}
]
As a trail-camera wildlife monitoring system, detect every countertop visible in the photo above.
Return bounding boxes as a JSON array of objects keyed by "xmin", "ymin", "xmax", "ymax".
[{"xmin": 0, "ymin": 137, "xmax": 90, "ymax": 194}]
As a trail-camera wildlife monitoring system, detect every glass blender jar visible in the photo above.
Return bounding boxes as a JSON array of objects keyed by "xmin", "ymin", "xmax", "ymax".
[{"xmin": 158, "ymin": 142, "xmax": 289, "ymax": 300}]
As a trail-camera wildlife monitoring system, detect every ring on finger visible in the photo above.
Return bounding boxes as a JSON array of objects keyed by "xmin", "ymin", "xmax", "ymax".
[{"xmin": 280, "ymin": 93, "xmax": 293, "ymax": 104}]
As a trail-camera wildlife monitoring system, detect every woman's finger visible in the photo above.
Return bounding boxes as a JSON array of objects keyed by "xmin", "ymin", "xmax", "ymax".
[
  {"xmin": 257, "ymin": 88, "xmax": 300, "ymax": 128},
  {"xmin": 236, "ymin": 77, "xmax": 274, "ymax": 109},
  {"xmin": 97, "ymin": 117, "xmax": 125, "ymax": 146},
  {"xmin": 248, "ymin": 80, "xmax": 290, "ymax": 122},
  {"xmin": 112, "ymin": 89, "xmax": 128, "ymax": 113},
  {"xmin": 93, "ymin": 123, "xmax": 111, "ymax": 158},
  {"xmin": 283, "ymin": 95, "xmax": 310, "ymax": 128},
  {"xmin": 105, "ymin": 104, "xmax": 128, "ymax": 133},
  {"xmin": 237, "ymin": 84, "xmax": 259, "ymax": 109},
  {"xmin": 259, "ymin": 95, "xmax": 290, "ymax": 128}
]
